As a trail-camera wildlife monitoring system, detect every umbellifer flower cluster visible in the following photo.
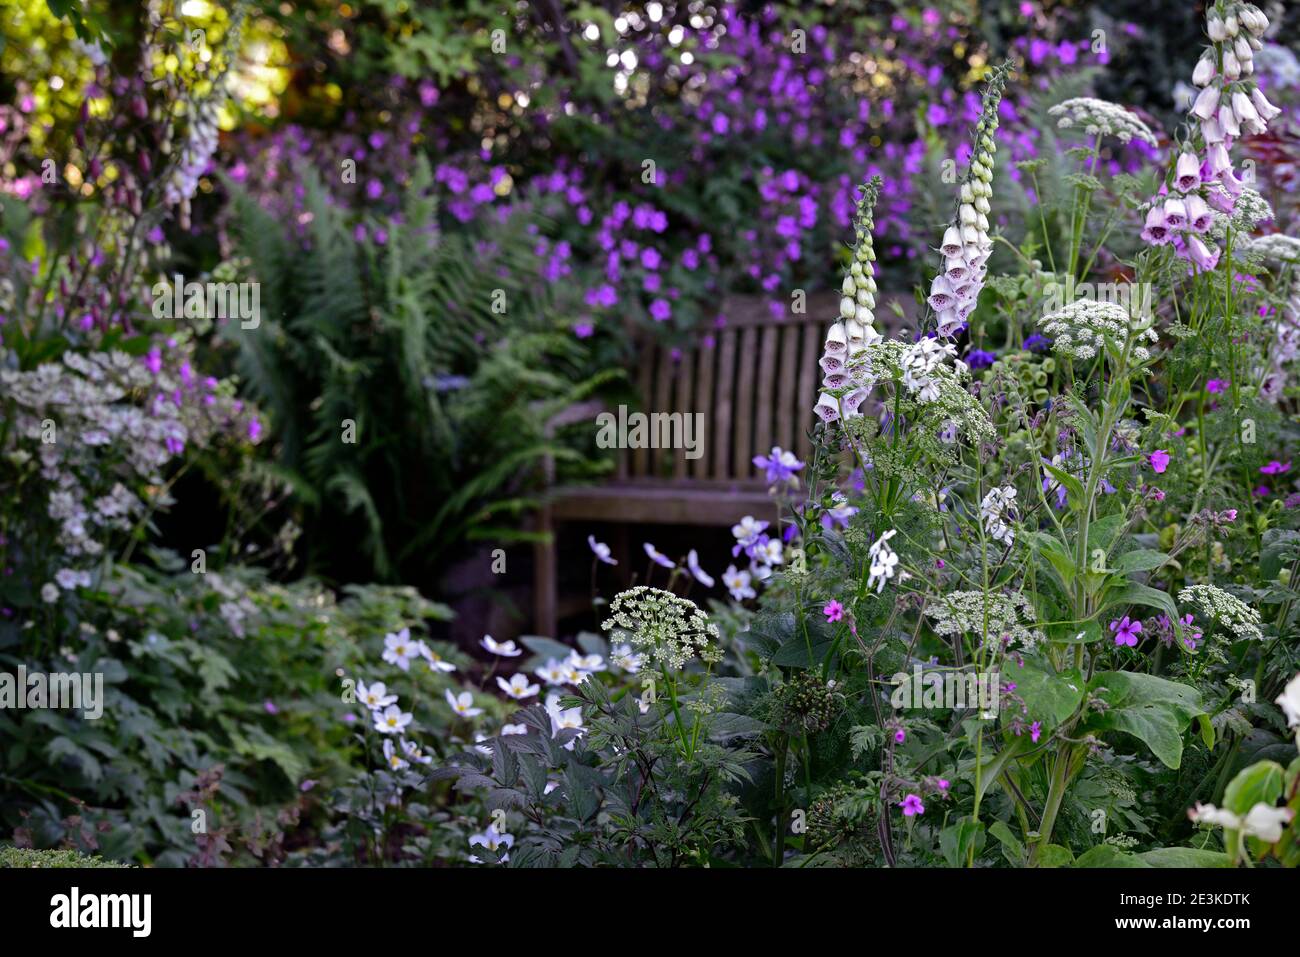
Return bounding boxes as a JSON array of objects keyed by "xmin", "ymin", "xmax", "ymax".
[
  {"xmin": 602, "ymin": 586, "xmax": 723, "ymax": 671},
  {"xmin": 925, "ymin": 590, "xmax": 1045, "ymax": 651},
  {"xmin": 1038, "ymin": 299, "xmax": 1158, "ymax": 364},
  {"xmin": 1048, "ymin": 97, "xmax": 1158, "ymax": 146},
  {"xmin": 1177, "ymin": 584, "xmax": 1263, "ymax": 641}
]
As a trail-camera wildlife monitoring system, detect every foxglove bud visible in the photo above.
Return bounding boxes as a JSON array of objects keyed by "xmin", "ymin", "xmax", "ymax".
[
  {"xmin": 1192, "ymin": 55, "xmax": 1215, "ymax": 87},
  {"xmin": 1191, "ymin": 84, "xmax": 1220, "ymax": 120},
  {"xmin": 1250, "ymin": 88, "xmax": 1281, "ymax": 122}
]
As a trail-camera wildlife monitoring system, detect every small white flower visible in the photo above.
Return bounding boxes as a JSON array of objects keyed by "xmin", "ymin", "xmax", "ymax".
[
  {"xmin": 480, "ymin": 635, "xmax": 522, "ymax": 657},
  {"xmin": 420, "ymin": 643, "xmax": 457, "ymax": 673},
  {"xmin": 374, "ymin": 703, "xmax": 414, "ymax": 734},
  {"xmin": 356, "ymin": 680, "xmax": 397, "ymax": 711},
  {"xmin": 468, "ymin": 824, "xmax": 514, "ymax": 863},
  {"xmin": 445, "ymin": 689, "xmax": 483, "ymax": 718},
  {"xmin": 686, "ymin": 549, "xmax": 715, "ymax": 587},
  {"xmin": 610, "ymin": 642, "xmax": 644, "ymax": 673},
  {"xmin": 535, "ymin": 658, "xmax": 568, "ymax": 685},
  {"xmin": 383, "ymin": 738, "xmax": 410, "ymax": 771},
  {"xmin": 496, "ymin": 673, "xmax": 541, "ymax": 700},
  {"xmin": 867, "ymin": 530, "xmax": 900, "ymax": 593},
  {"xmin": 41, "ymin": 583, "xmax": 60, "ymax": 604},
  {"xmin": 722, "ymin": 564, "xmax": 756, "ymax": 601},
  {"xmin": 400, "ymin": 738, "xmax": 433, "ymax": 764},
  {"xmin": 501, "ymin": 724, "xmax": 528, "ymax": 736},
  {"xmin": 382, "ymin": 627, "xmax": 418, "ymax": 671},
  {"xmin": 643, "ymin": 542, "xmax": 675, "ymax": 569},
  {"xmin": 567, "ymin": 651, "xmax": 605, "ymax": 673},
  {"xmin": 588, "ymin": 535, "xmax": 617, "ymax": 565}
]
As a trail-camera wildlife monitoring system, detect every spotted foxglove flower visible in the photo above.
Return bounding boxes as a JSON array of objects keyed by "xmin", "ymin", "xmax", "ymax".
[
  {"xmin": 928, "ymin": 62, "xmax": 1011, "ymax": 339},
  {"xmin": 817, "ymin": 177, "xmax": 884, "ymax": 420},
  {"xmin": 1143, "ymin": 2, "xmax": 1277, "ymax": 270}
]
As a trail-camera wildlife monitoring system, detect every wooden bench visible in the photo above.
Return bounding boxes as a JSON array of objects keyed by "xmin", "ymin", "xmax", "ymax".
[{"xmin": 532, "ymin": 293, "xmax": 837, "ymax": 636}]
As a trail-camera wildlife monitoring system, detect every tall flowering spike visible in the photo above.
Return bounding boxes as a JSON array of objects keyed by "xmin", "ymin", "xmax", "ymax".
[
  {"xmin": 1144, "ymin": 1, "xmax": 1278, "ymax": 271},
  {"xmin": 930, "ymin": 61, "xmax": 1012, "ymax": 338},
  {"xmin": 816, "ymin": 176, "xmax": 884, "ymax": 423}
]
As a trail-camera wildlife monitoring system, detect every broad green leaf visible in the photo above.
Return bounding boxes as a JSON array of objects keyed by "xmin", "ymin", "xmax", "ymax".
[
  {"xmin": 1134, "ymin": 847, "xmax": 1232, "ymax": 867},
  {"xmin": 939, "ymin": 819, "xmax": 986, "ymax": 867},
  {"xmin": 989, "ymin": 819, "xmax": 1025, "ymax": 865},
  {"xmin": 1099, "ymin": 581, "xmax": 1179, "ymax": 624},
  {"xmin": 1112, "ymin": 549, "xmax": 1171, "ymax": 574},
  {"xmin": 1028, "ymin": 531, "xmax": 1076, "ymax": 591},
  {"xmin": 1074, "ymin": 844, "xmax": 1150, "ymax": 867},
  {"xmin": 1223, "ymin": 760, "xmax": 1285, "ymax": 816},
  {"xmin": 1084, "ymin": 672, "xmax": 1203, "ymax": 769},
  {"xmin": 1043, "ymin": 464, "xmax": 1085, "ymax": 506},
  {"xmin": 1035, "ymin": 844, "xmax": 1075, "ymax": 867},
  {"xmin": 1003, "ymin": 658, "xmax": 1084, "ymax": 731}
]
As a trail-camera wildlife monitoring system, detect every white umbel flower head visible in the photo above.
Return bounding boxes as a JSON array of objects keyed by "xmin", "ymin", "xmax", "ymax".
[{"xmin": 1048, "ymin": 97, "xmax": 1158, "ymax": 146}]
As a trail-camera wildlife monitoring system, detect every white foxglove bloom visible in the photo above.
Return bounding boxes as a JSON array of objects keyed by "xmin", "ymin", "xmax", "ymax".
[
  {"xmin": 1191, "ymin": 84, "xmax": 1220, "ymax": 120},
  {"xmin": 1192, "ymin": 55, "xmax": 1216, "ymax": 86},
  {"xmin": 814, "ymin": 392, "xmax": 841, "ymax": 423}
]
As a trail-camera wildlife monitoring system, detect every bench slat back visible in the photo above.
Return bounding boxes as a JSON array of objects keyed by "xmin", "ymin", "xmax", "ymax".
[{"xmin": 620, "ymin": 294, "xmax": 835, "ymax": 485}]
